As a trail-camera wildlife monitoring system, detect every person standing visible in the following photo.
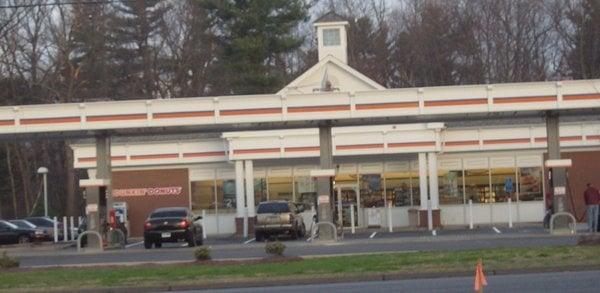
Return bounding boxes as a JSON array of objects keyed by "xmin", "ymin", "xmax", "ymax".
[{"xmin": 583, "ymin": 183, "xmax": 600, "ymax": 233}]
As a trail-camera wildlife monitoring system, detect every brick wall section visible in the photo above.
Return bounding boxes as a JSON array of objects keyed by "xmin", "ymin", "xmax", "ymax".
[
  {"xmin": 544, "ymin": 151, "xmax": 600, "ymax": 222},
  {"xmin": 112, "ymin": 169, "xmax": 190, "ymax": 237}
]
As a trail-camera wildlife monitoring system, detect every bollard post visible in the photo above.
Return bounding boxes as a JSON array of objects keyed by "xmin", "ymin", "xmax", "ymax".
[
  {"xmin": 243, "ymin": 207, "xmax": 248, "ymax": 239},
  {"xmin": 350, "ymin": 204, "xmax": 355, "ymax": 234},
  {"xmin": 388, "ymin": 202, "xmax": 393, "ymax": 233},
  {"xmin": 508, "ymin": 198, "xmax": 513, "ymax": 228},
  {"xmin": 70, "ymin": 216, "xmax": 75, "ymax": 241},
  {"xmin": 53, "ymin": 216, "xmax": 58, "ymax": 243},
  {"xmin": 63, "ymin": 216, "xmax": 68, "ymax": 242},
  {"xmin": 78, "ymin": 216, "xmax": 83, "ymax": 228},
  {"xmin": 201, "ymin": 209, "xmax": 207, "ymax": 240},
  {"xmin": 469, "ymin": 199, "xmax": 474, "ymax": 230},
  {"xmin": 427, "ymin": 200, "xmax": 433, "ymax": 231}
]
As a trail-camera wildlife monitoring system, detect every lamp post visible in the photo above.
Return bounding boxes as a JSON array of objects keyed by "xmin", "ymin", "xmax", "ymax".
[{"xmin": 37, "ymin": 167, "xmax": 49, "ymax": 217}]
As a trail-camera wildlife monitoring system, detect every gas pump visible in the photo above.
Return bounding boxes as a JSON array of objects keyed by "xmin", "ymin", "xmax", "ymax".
[{"xmin": 544, "ymin": 159, "xmax": 576, "ymax": 229}]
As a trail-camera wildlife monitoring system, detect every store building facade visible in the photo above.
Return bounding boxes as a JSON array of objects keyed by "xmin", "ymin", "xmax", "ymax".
[{"xmin": 67, "ymin": 13, "xmax": 600, "ymax": 237}]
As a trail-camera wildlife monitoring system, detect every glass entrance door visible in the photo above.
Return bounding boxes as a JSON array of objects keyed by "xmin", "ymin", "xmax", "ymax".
[{"xmin": 334, "ymin": 185, "xmax": 359, "ymax": 228}]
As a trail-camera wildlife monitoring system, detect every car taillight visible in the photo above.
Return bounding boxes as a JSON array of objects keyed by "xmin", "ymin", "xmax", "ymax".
[
  {"xmin": 178, "ymin": 220, "xmax": 190, "ymax": 228},
  {"xmin": 144, "ymin": 222, "xmax": 153, "ymax": 230}
]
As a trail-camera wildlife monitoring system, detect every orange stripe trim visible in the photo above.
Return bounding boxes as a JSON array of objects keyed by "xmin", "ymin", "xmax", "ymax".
[
  {"xmin": 182, "ymin": 151, "xmax": 226, "ymax": 158},
  {"xmin": 493, "ymin": 96, "xmax": 556, "ymax": 104},
  {"xmin": 78, "ymin": 156, "xmax": 126, "ymax": 163},
  {"xmin": 356, "ymin": 102, "xmax": 419, "ymax": 110},
  {"xmin": 444, "ymin": 140, "xmax": 479, "ymax": 146},
  {"xmin": 563, "ymin": 94, "xmax": 600, "ymax": 101},
  {"xmin": 561, "ymin": 136, "xmax": 582, "ymax": 141},
  {"xmin": 130, "ymin": 154, "xmax": 179, "ymax": 160},
  {"xmin": 288, "ymin": 105, "xmax": 350, "ymax": 113},
  {"xmin": 587, "ymin": 135, "xmax": 600, "ymax": 140},
  {"xmin": 153, "ymin": 111, "xmax": 213, "ymax": 119},
  {"xmin": 388, "ymin": 141, "xmax": 435, "ymax": 148},
  {"xmin": 87, "ymin": 114, "xmax": 147, "ymax": 122},
  {"xmin": 284, "ymin": 146, "xmax": 320, "ymax": 152},
  {"xmin": 425, "ymin": 99, "xmax": 487, "ymax": 107},
  {"xmin": 21, "ymin": 117, "xmax": 81, "ymax": 125},
  {"xmin": 0, "ymin": 120, "xmax": 14, "ymax": 126},
  {"xmin": 336, "ymin": 143, "xmax": 384, "ymax": 150},
  {"xmin": 483, "ymin": 138, "xmax": 530, "ymax": 145},
  {"xmin": 233, "ymin": 148, "xmax": 280, "ymax": 155},
  {"xmin": 220, "ymin": 108, "xmax": 282, "ymax": 116}
]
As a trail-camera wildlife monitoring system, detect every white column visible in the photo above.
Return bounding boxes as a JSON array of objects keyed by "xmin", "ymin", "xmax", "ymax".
[
  {"xmin": 418, "ymin": 153, "xmax": 428, "ymax": 210},
  {"xmin": 427, "ymin": 152, "xmax": 439, "ymax": 210},
  {"xmin": 234, "ymin": 160, "xmax": 245, "ymax": 218},
  {"xmin": 244, "ymin": 160, "xmax": 256, "ymax": 217}
]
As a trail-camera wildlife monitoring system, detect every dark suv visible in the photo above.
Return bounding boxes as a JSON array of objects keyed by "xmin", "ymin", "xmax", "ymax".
[
  {"xmin": 143, "ymin": 207, "xmax": 203, "ymax": 249},
  {"xmin": 254, "ymin": 201, "xmax": 306, "ymax": 241}
]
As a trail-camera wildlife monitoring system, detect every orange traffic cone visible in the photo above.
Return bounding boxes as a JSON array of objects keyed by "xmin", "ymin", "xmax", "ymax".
[{"xmin": 474, "ymin": 258, "xmax": 488, "ymax": 293}]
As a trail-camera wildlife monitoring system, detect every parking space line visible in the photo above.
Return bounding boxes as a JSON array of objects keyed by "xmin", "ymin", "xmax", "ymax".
[
  {"xmin": 369, "ymin": 232, "xmax": 377, "ymax": 239},
  {"xmin": 493, "ymin": 227, "xmax": 502, "ymax": 234},
  {"xmin": 244, "ymin": 238, "xmax": 255, "ymax": 244},
  {"xmin": 125, "ymin": 241, "xmax": 143, "ymax": 248}
]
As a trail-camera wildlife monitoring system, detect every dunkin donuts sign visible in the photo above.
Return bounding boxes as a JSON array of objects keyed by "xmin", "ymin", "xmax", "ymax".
[{"xmin": 112, "ymin": 186, "xmax": 183, "ymax": 198}]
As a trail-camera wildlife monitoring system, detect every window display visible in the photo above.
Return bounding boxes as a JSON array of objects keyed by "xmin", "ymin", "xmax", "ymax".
[
  {"xmin": 490, "ymin": 168, "xmax": 516, "ymax": 202},
  {"xmin": 268, "ymin": 176, "xmax": 293, "ymax": 201},
  {"xmin": 519, "ymin": 167, "xmax": 543, "ymax": 201},
  {"xmin": 360, "ymin": 174, "xmax": 384, "ymax": 207},
  {"xmin": 384, "ymin": 172, "xmax": 412, "ymax": 207},
  {"xmin": 464, "ymin": 169, "xmax": 490, "ymax": 203},
  {"xmin": 295, "ymin": 176, "xmax": 317, "ymax": 207},
  {"xmin": 439, "ymin": 170, "xmax": 464, "ymax": 205},
  {"xmin": 191, "ymin": 180, "xmax": 214, "ymax": 211}
]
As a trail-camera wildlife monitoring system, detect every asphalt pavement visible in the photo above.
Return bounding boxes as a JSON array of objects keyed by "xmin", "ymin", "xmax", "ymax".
[
  {"xmin": 194, "ymin": 270, "xmax": 600, "ymax": 293},
  {"xmin": 5, "ymin": 225, "xmax": 580, "ymax": 268}
]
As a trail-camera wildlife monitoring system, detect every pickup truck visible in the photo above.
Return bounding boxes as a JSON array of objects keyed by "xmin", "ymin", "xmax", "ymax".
[{"xmin": 254, "ymin": 201, "xmax": 306, "ymax": 241}]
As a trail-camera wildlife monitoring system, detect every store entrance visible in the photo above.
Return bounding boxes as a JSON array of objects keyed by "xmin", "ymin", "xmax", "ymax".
[{"xmin": 334, "ymin": 184, "xmax": 360, "ymax": 228}]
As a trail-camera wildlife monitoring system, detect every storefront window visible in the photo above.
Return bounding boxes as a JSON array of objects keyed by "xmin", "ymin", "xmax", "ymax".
[
  {"xmin": 464, "ymin": 169, "xmax": 490, "ymax": 203},
  {"xmin": 490, "ymin": 168, "xmax": 517, "ymax": 203},
  {"xmin": 254, "ymin": 178, "xmax": 268, "ymax": 203},
  {"xmin": 191, "ymin": 180, "xmax": 215, "ymax": 211},
  {"xmin": 384, "ymin": 172, "xmax": 412, "ymax": 207},
  {"xmin": 439, "ymin": 170, "xmax": 464, "ymax": 205},
  {"xmin": 295, "ymin": 176, "xmax": 316, "ymax": 207},
  {"xmin": 519, "ymin": 167, "xmax": 543, "ymax": 201},
  {"xmin": 216, "ymin": 179, "xmax": 236, "ymax": 211},
  {"xmin": 409, "ymin": 171, "xmax": 421, "ymax": 206},
  {"xmin": 360, "ymin": 174, "xmax": 384, "ymax": 207},
  {"xmin": 268, "ymin": 177, "xmax": 293, "ymax": 201}
]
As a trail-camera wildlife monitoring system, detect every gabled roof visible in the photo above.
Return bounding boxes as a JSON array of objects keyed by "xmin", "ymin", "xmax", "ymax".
[
  {"xmin": 277, "ymin": 55, "xmax": 386, "ymax": 95},
  {"xmin": 314, "ymin": 11, "xmax": 347, "ymax": 24}
]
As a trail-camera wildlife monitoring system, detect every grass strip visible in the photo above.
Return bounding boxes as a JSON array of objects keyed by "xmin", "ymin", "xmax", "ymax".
[{"xmin": 1, "ymin": 245, "xmax": 599, "ymax": 292}]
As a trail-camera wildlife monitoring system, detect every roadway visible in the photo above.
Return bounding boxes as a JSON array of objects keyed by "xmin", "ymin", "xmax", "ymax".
[
  {"xmin": 196, "ymin": 270, "xmax": 599, "ymax": 293},
  {"xmin": 8, "ymin": 226, "xmax": 579, "ymax": 268}
]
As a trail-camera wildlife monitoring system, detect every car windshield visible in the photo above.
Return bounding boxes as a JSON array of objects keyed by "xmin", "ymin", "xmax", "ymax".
[
  {"xmin": 27, "ymin": 218, "xmax": 54, "ymax": 227},
  {"xmin": 0, "ymin": 220, "xmax": 19, "ymax": 229},
  {"xmin": 150, "ymin": 210, "xmax": 186, "ymax": 218},
  {"xmin": 257, "ymin": 202, "xmax": 290, "ymax": 214},
  {"xmin": 10, "ymin": 220, "xmax": 35, "ymax": 229}
]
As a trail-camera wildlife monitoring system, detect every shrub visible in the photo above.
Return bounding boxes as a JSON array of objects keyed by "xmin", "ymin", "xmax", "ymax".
[
  {"xmin": 194, "ymin": 247, "xmax": 211, "ymax": 261},
  {"xmin": 0, "ymin": 251, "xmax": 19, "ymax": 269},
  {"xmin": 265, "ymin": 241, "xmax": 286, "ymax": 256}
]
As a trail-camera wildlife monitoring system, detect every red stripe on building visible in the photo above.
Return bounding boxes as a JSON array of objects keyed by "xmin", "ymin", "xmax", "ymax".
[
  {"xmin": 284, "ymin": 146, "xmax": 320, "ymax": 152},
  {"xmin": 563, "ymin": 94, "xmax": 600, "ymax": 101},
  {"xmin": 182, "ymin": 151, "xmax": 226, "ymax": 158},
  {"xmin": 220, "ymin": 108, "xmax": 282, "ymax": 116},
  {"xmin": 78, "ymin": 156, "xmax": 127, "ymax": 163},
  {"xmin": 444, "ymin": 140, "xmax": 479, "ymax": 146},
  {"xmin": 493, "ymin": 96, "xmax": 556, "ymax": 104},
  {"xmin": 388, "ymin": 141, "xmax": 436, "ymax": 148},
  {"xmin": 87, "ymin": 114, "xmax": 147, "ymax": 122},
  {"xmin": 287, "ymin": 105, "xmax": 350, "ymax": 113},
  {"xmin": 233, "ymin": 148, "xmax": 280, "ymax": 155},
  {"xmin": 153, "ymin": 111, "xmax": 213, "ymax": 119},
  {"xmin": 483, "ymin": 138, "xmax": 530, "ymax": 145},
  {"xmin": 424, "ymin": 99, "xmax": 487, "ymax": 107},
  {"xmin": 130, "ymin": 154, "xmax": 179, "ymax": 160},
  {"xmin": 336, "ymin": 143, "xmax": 384, "ymax": 150},
  {"xmin": 355, "ymin": 102, "xmax": 419, "ymax": 110},
  {"xmin": 561, "ymin": 136, "xmax": 583, "ymax": 141},
  {"xmin": 587, "ymin": 135, "xmax": 600, "ymax": 140},
  {"xmin": 0, "ymin": 120, "xmax": 15, "ymax": 126},
  {"xmin": 21, "ymin": 117, "xmax": 81, "ymax": 125}
]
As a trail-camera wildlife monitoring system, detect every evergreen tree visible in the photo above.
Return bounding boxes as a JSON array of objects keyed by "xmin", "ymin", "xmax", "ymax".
[{"xmin": 200, "ymin": 0, "xmax": 309, "ymax": 95}]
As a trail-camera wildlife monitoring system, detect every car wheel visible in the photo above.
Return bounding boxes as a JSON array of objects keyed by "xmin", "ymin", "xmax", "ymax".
[
  {"xmin": 17, "ymin": 235, "xmax": 30, "ymax": 244},
  {"xmin": 155, "ymin": 241, "xmax": 162, "ymax": 248},
  {"xmin": 300, "ymin": 223, "xmax": 306, "ymax": 238},
  {"xmin": 195, "ymin": 236, "xmax": 203, "ymax": 246},
  {"xmin": 255, "ymin": 231, "xmax": 263, "ymax": 242},
  {"xmin": 187, "ymin": 231, "xmax": 196, "ymax": 247},
  {"xmin": 290, "ymin": 228, "xmax": 298, "ymax": 240},
  {"xmin": 144, "ymin": 239, "xmax": 152, "ymax": 249}
]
